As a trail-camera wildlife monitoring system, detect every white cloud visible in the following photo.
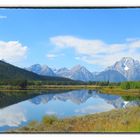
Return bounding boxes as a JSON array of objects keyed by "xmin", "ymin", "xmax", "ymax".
[
  {"xmin": 75, "ymin": 104, "xmax": 114, "ymax": 114},
  {"xmin": 0, "ymin": 15, "xmax": 7, "ymax": 19},
  {"xmin": 46, "ymin": 53, "xmax": 57, "ymax": 59},
  {"xmin": 46, "ymin": 53, "xmax": 65, "ymax": 59},
  {"xmin": 129, "ymin": 40, "xmax": 140, "ymax": 48},
  {"xmin": 0, "ymin": 40, "xmax": 27, "ymax": 63},
  {"xmin": 0, "ymin": 106, "xmax": 26, "ymax": 127},
  {"xmin": 50, "ymin": 36, "xmax": 140, "ymax": 67},
  {"xmin": 46, "ymin": 111, "xmax": 56, "ymax": 115},
  {"xmin": 75, "ymin": 56, "xmax": 80, "ymax": 60}
]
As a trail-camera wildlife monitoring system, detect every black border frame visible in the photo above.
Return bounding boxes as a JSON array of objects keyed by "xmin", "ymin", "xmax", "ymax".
[{"xmin": 0, "ymin": 6, "xmax": 140, "ymax": 134}]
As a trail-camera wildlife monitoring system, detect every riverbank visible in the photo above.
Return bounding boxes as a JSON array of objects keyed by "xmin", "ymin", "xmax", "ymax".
[
  {"xmin": 100, "ymin": 86, "xmax": 140, "ymax": 96},
  {"xmin": 14, "ymin": 106, "xmax": 140, "ymax": 132},
  {"xmin": 0, "ymin": 85, "xmax": 140, "ymax": 97}
]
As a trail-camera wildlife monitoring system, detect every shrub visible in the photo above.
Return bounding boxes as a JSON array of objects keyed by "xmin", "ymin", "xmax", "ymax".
[
  {"xmin": 42, "ymin": 115, "xmax": 58, "ymax": 125},
  {"xmin": 120, "ymin": 81, "xmax": 140, "ymax": 89}
]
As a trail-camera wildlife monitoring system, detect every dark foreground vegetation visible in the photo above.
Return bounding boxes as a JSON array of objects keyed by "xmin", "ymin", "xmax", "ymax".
[
  {"xmin": 14, "ymin": 106, "xmax": 140, "ymax": 132},
  {"xmin": 0, "ymin": 79, "xmax": 84, "ymax": 90}
]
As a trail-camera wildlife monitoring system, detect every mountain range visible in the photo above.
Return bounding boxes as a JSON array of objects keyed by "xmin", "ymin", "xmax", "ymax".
[
  {"xmin": 0, "ymin": 60, "xmax": 74, "ymax": 83},
  {"xmin": 26, "ymin": 57, "xmax": 140, "ymax": 82}
]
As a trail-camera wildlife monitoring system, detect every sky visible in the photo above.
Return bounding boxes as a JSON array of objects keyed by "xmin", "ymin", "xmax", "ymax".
[{"xmin": 0, "ymin": 8, "xmax": 140, "ymax": 72}]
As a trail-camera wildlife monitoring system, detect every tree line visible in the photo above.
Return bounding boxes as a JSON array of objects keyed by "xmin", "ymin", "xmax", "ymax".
[{"xmin": 0, "ymin": 79, "xmax": 140, "ymax": 90}]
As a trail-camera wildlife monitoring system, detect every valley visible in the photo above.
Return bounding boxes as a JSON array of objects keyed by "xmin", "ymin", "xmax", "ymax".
[{"xmin": 0, "ymin": 57, "xmax": 140, "ymax": 133}]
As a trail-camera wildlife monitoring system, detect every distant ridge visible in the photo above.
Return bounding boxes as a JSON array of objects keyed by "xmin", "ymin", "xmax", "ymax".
[
  {"xmin": 0, "ymin": 60, "xmax": 74, "ymax": 82},
  {"xmin": 26, "ymin": 57, "xmax": 140, "ymax": 82}
]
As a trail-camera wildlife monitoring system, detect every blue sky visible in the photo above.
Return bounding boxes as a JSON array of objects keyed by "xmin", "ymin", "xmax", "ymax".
[{"xmin": 0, "ymin": 8, "xmax": 140, "ymax": 71}]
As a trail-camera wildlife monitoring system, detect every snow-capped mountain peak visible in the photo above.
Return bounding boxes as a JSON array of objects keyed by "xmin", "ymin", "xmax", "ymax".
[
  {"xmin": 26, "ymin": 57, "xmax": 140, "ymax": 82},
  {"xmin": 107, "ymin": 57, "xmax": 140, "ymax": 80},
  {"xmin": 26, "ymin": 64, "xmax": 55, "ymax": 76},
  {"xmin": 70, "ymin": 65, "xmax": 89, "ymax": 75},
  {"xmin": 71, "ymin": 65, "xmax": 83, "ymax": 71},
  {"xmin": 57, "ymin": 67, "xmax": 69, "ymax": 73},
  {"xmin": 55, "ymin": 65, "xmax": 93, "ymax": 81},
  {"xmin": 69, "ymin": 65, "xmax": 94, "ymax": 81}
]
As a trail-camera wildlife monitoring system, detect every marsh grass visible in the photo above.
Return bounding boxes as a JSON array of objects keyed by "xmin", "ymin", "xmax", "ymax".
[
  {"xmin": 1, "ymin": 85, "xmax": 140, "ymax": 98},
  {"xmin": 100, "ymin": 86, "xmax": 140, "ymax": 96},
  {"xmin": 15, "ymin": 107, "xmax": 140, "ymax": 133}
]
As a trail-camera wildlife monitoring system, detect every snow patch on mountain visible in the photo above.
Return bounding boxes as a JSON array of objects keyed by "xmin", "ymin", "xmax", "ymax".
[
  {"xmin": 26, "ymin": 64, "xmax": 56, "ymax": 76},
  {"xmin": 124, "ymin": 65, "xmax": 129, "ymax": 71}
]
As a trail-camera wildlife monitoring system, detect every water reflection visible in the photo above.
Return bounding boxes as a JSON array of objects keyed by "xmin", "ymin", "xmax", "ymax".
[
  {"xmin": 30, "ymin": 90, "xmax": 140, "ymax": 108},
  {"xmin": 0, "ymin": 90, "xmax": 140, "ymax": 131},
  {"xmin": 0, "ymin": 106, "xmax": 26, "ymax": 127},
  {"xmin": 30, "ymin": 90, "xmax": 94, "ymax": 105}
]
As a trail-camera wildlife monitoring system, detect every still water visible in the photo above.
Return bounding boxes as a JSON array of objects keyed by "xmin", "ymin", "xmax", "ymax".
[{"xmin": 0, "ymin": 90, "xmax": 140, "ymax": 132}]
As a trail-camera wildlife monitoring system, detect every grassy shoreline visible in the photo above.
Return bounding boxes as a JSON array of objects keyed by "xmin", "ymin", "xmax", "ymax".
[
  {"xmin": 0, "ymin": 85, "xmax": 140, "ymax": 97},
  {"xmin": 14, "ymin": 106, "xmax": 140, "ymax": 132}
]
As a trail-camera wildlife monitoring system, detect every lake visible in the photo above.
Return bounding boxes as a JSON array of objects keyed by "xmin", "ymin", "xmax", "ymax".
[{"xmin": 0, "ymin": 89, "xmax": 140, "ymax": 132}]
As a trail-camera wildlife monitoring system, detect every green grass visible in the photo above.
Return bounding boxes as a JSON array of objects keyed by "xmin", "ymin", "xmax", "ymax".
[
  {"xmin": 1, "ymin": 85, "xmax": 140, "ymax": 98},
  {"xmin": 14, "ymin": 106, "xmax": 140, "ymax": 132},
  {"xmin": 99, "ymin": 86, "xmax": 140, "ymax": 96}
]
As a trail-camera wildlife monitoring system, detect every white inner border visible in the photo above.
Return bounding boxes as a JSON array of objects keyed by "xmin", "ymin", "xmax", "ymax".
[
  {"xmin": 0, "ymin": 0, "xmax": 140, "ymax": 139},
  {"xmin": 1, "ymin": 134, "xmax": 140, "ymax": 140},
  {"xmin": 0, "ymin": 0, "xmax": 139, "ymax": 7}
]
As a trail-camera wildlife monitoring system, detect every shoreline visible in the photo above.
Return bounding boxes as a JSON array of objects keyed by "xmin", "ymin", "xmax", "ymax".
[
  {"xmin": 1, "ymin": 85, "xmax": 140, "ymax": 133},
  {"xmin": 0, "ymin": 85, "xmax": 140, "ymax": 97},
  {"xmin": 13, "ymin": 106, "xmax": 140, "ymax": 133}
]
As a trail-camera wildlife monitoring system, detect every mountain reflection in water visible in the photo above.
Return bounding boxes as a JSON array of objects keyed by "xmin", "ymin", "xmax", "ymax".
[
  {"xmin": 30, "ymin": 90, "xmax": 140, "ymax": 108},
  {"xmin": 0, "ymin": 90, "xmax": 140, "ymax": 132}
]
